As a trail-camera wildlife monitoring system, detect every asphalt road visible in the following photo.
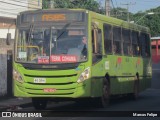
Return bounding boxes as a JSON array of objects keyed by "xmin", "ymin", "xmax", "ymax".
[
  {"xmin": 8, "ymin": 87, "xmax": 160, "ymax": 120},
  {"xmin": 152, "ymin": 63, "xmax": 160, "ymax": 89}
]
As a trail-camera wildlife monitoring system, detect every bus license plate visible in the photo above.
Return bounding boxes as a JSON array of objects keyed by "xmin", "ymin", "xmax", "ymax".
[
  {"xmin": 43, "ymin": 88, "xmax": 56, "ymax": 93},
  {"xmin": 34, "ymin": 78, "xmax": 46, "ymax": 83}
]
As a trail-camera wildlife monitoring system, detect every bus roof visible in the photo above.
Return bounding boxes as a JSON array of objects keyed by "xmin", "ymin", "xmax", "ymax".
[
  {"xmin": 19, "ymin": 8, "xmax": 86, "ymax": 14},
  {"xmin": 89, "ymin": 10, "xmax": 150, "ymax": 33},
  {"xmin": 19, "ymin": 9, "xmax": 150, "ymax": 33}
]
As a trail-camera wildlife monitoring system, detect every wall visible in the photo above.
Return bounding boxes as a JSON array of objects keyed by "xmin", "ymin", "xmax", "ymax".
[
  {"xmin": 0, "ymin": 39, "xmax": 13, "ymax": 97},
  {"xmin": 0, "ymin": 17, "xmax": 16, "ymax": 39},
  {"xmin": 0, "ymin": 29, "xmax": 15, "ymax": 39}
]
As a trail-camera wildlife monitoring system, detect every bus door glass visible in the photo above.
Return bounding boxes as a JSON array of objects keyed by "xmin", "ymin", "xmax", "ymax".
[{"xmin": 92, "ymin": 27, "xmax": 102, "ymax": 64}]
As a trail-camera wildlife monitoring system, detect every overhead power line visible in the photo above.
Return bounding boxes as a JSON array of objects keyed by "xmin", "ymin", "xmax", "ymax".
[
  {"xmin": 0, "ymin": 0, "xmax": 42, "ymax": 16},
  {"xmin": 111, "ymin": 0, "xmax": 115, "ymax": 9},
  {"xmin": 0, "ymin": 11, "xmax": 17, "ymax": 15},
  {"xmin": 10, "ymin": 0, "xmax": 42, "ymax": 7},
  {"xmin": 0, "ymin": 7, "xmax": 26, "ymax": 11},
  {"xmin": 114, "ymin": 0, "xmax": 118, "ymax": 8},
  {"xmin": 121, "ymin": 2, "xmax": 136, "ymax": 22},
  {"xmin": 0, "ymin": 0, "xmax": 40, "ymax": 10}
]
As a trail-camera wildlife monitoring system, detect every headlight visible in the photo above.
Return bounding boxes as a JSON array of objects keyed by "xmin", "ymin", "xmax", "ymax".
[
  {"xmin": 13, "ymin": 69, "xmax": 24, "ymax": 83},
  {"xmin": 77, "ymin": 67, "xmax": 90, "ymax": 83}
]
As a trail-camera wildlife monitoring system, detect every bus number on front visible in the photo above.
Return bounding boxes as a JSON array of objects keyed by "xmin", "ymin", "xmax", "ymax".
[{"xmin": 34, "ymin": 78, "xmax": 46, "ymax": 83}]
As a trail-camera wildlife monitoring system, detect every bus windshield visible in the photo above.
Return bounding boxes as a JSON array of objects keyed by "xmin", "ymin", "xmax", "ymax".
[{"xmin": 16, "ymin": 23, "xmax": 88, "ymax": 64}]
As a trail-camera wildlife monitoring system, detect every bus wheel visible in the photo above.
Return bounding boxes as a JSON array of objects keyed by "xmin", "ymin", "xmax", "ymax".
[
  {"xmin": 98, "ymin": 77, "xmax": 110, "ymax": 108},
  {"xmin": 128, "ymin": 75, "xmax": 139, "ymax": 100},
  {"xmin": 32, "ymin": 98, "xmax": 47, "ymax": 110},
  {"xmin": 133, "ymin": 75, "xmax": 139, "ymax": 100}
]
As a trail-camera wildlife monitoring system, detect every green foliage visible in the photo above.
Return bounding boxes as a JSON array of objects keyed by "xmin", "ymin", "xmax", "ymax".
[
  {"xmin": 54, "ymin": 0, "xmax": 71, "ymax": 8},
  {"xmin": 69, "ymin": 0, "xmax": 100, "ymax": 12},
  {"xmin": 43, "ymin": 0, "xmax": 100, "ymax": 13},
  {"xmin": 132, "ymin": 7, "xmax": 160, "ymax": 37},
  {"xmin": 110, "ymin": 7, "xmax": 131, "ymax": 21},
  {"xmin": 42, "ymin": 0, "xmax": 160, "ymax": 37},
  {"xmin": 42, "ymin": 0, "xmax": 49, "ymax": 9}
]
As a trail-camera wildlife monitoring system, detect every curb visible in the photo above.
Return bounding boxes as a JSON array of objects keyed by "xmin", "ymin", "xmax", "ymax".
[
  {"xmin": 19, "ymin": 102, "xmax": 33, "ymax": 109},
  {"xmin": 0, "ymin": 96, "xmax": 15, "ymax": 102},
  {"xmin": 0, "ymin": 102, "xmax": 32, "ymax": 111}
]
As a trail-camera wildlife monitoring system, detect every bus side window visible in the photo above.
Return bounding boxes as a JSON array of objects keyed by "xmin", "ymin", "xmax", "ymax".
[
  {"xmin": 92, "ymin": 29, "xmax": 96, "ymax": 53},
  {"xmin": 139, "ymin": 33, "xmax": 147, "ymax": 57},
  {"xmin": 97, "ymin": 29, "xmax": 102, "ymax": 54},
  {"xmin": 145, "ymin": 34, "xmax": 151, "ymax": 57},
  {"xmin": 122, "ymin": 28, "xmax": 131, "ymax": 56},
  {"xmin": 132, "ymin": 31, "xmax": 140, "ymax": 56},
  {"xmin": 113, "ymin": 27, "xmax": 121, "ymax": 54},
  {"xmin": 103, "ymin": 24, "xmax": 112, "ymax": 54}
]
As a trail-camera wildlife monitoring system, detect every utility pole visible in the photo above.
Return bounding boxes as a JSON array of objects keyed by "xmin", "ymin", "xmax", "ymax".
[
  {"xmin": 121, "ymin": 2, "xmax": 136, "ymax": 22},
  {"xmin": 49, "ymin": 0, "xmax": 54, "ymax": 9},
  {"xmin": 105, "ymin": 0, "xmax": 110, "ymax": 16}
]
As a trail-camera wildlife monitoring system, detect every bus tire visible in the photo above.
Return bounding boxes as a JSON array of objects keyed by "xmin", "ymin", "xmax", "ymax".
[
  {"xmin": 97, "ymin": 77, "xmax": 110, "ymax": 108},
  {"xmin": 32, "ymin": 98, "xmax": 47, "ymax": 110},
  {"xmin": 133, "ymin": 75, "xmax": 139, "ymax": 100},
  {"xmin": 128, "ymin": 75, "xmax": 139, "ymax": 100}
]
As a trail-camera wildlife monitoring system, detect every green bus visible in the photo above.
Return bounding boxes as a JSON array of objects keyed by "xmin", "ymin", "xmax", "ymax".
[{"xmin": 11, "ymin": 9, "xmax": 152, "ymax": 110}]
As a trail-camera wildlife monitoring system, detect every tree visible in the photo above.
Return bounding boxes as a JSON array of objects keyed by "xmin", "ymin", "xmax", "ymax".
[
  {"xmin": 42, "ymin": 0, "xmax": 100, "ymax": 13},
  {"xmin": 132, "ymin": 7, "xmax": 160, "ymax": 37},
  {"xmin": 110, "ymin": 7, "xmax": 134, "ymax": 21},
  {"xmin": 69, "ymin": 0, "xmax": 100, "ymax": 13},
  {"xmin": 42, "ymin": 0, "xmax": 49, "ymax": 9}
]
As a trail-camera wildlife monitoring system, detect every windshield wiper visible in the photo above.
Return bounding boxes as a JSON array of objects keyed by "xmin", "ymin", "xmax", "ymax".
[
  {"xmin": 56, "ymin": 22, "xmax": 72, "ymax": 40},
  {"xmin": 28, "ymin": 24, "xmax": 34, "ymax": 45}
]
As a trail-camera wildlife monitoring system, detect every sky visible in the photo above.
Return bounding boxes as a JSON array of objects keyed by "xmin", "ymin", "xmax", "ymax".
[{"xmin": 97, "ymin": 0, "xmax": 160, "ymax": 13}]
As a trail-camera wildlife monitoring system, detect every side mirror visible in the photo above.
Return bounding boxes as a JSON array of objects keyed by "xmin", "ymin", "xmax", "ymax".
[{"xmin": 6, "ymin": 33, "xmax": 11, "ymax": 45}]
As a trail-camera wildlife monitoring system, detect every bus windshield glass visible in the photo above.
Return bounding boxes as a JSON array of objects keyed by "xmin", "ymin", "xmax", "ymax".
[{"xmin": 16, "ymin": 23, "xmax": 88, "ymax": 64}]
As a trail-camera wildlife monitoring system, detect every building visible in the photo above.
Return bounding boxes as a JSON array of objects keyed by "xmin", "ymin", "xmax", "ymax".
[
  {"xmin": 0, "ymin": 0, "xmax": 42, "ymax": 39},
  {"xmin": 151, "ymin": 37, "xmax": 160, "ymax": 63}
]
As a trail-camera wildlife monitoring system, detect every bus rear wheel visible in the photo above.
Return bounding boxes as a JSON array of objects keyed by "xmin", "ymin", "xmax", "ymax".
[
  {"xmin": 128, "ymin": 75, "xmax": 139, "ymax": 100},
  {"xmin": 133, "ymin": 75, "xmax": 139, "ymax": 100},
  {"xmin": 32, "ymin": 98, "xmax": 47, "ymax": 110}
]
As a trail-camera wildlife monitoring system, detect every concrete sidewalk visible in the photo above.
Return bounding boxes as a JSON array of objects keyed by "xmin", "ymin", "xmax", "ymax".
[{"xmin": 0, "ymin": 97, "xmax": 32, "ymax": 111}]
